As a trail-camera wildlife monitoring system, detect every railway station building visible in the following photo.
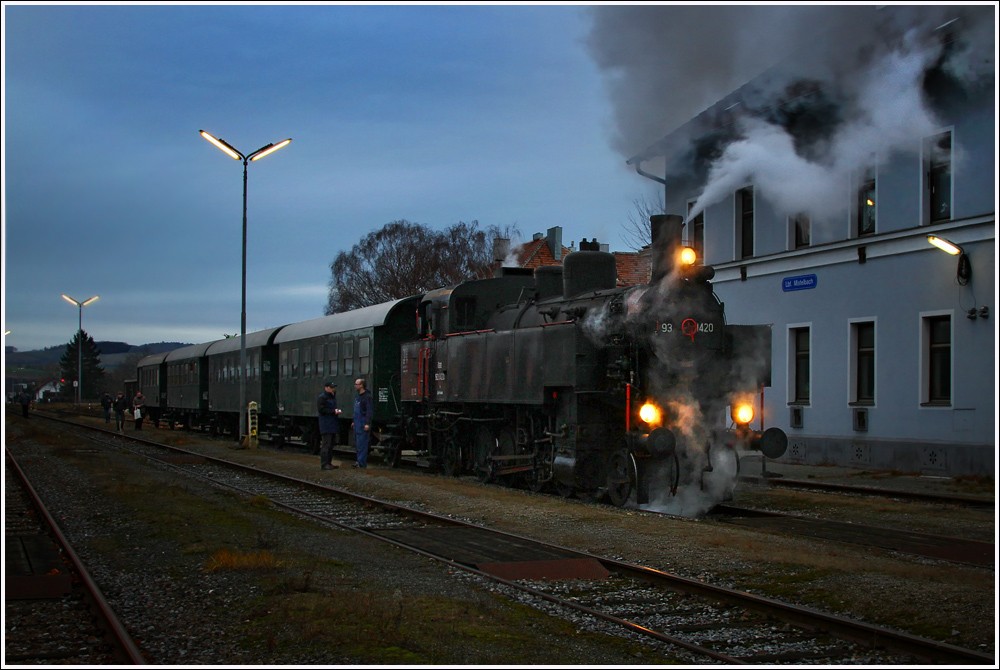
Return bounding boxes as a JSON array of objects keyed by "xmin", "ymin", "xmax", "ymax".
[{"xmin": 626, "ymin": 12, "xmax": 995, "ymax": 477}]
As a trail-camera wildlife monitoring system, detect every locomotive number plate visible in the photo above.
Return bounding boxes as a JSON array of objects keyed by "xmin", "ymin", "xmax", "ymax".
[{"xmin": 656, "ymin": 319, "xmax": 719, "ymax": 341}]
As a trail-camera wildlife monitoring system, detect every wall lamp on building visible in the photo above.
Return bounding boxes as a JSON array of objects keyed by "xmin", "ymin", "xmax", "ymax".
[
  {"xmin": 927, "ymin": 235, "xmax": 988, "ymax": 320},
  {"xmin": 926, "ymin": 235, "xmax": 972, "ymax": 285}
]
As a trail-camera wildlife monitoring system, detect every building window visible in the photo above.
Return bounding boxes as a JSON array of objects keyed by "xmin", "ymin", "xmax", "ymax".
[
  {"xmin": 850, "ymin": 321, "xmax": 875, "ymax": 405},
  {"xmin": 789, "ymin": 326, "xmax": 810, "ymax": 405},
  {"xmin": 856, "ymin": 167, "xmax": 876, "ymax": 237},
  {"xmin": 791, "ymin": 212, "xmax": 810, "ymax": 249},
  {"xmin": 736, "ymin": 186, "xmax": 754, "ymax": 260},
  {"xmin": 922, "ymin": 314, "xmax": 951, "ymax": 406},
  {"xmin": 687, "ymin": 201, "xmax": 705, "ymax": 262},
  {"xmin": 924, "ymin": 131, "xmax": 952, "ymax": 224}
]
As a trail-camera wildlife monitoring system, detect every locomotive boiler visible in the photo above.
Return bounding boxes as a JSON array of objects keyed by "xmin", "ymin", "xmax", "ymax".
[{"xmin": 390, "ymin": 214, "xmax": 787, "ymax": 510}]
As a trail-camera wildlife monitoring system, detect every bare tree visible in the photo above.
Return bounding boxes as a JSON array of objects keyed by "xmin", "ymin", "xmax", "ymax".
[
  {"xmin": 619, "ymin": 192, "xmax": 666, "ymax": 251},
  {"xmin": 326, "ymin": 220, "xmax": 519, "ymax": 314}
]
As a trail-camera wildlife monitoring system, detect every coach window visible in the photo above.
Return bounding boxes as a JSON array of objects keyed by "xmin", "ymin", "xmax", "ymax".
[
  {"xmin": 343, "ymin": 339, "xmax": 354, "ymax": 376},
  {"xmin": 735, "ymin": 186, "xmax": 754, "ymax": 260},
  {"xmin": 923, "ymin": 131, "xmax": 952, "ymax": 224},
  {"xmin": 849, "ymin": 321, "xmax": 875, "ymax": 405},
  {"xmin": 359, "ymin": 337, "xmax": 371, "ymax": 375},
  {"xmin": 291, "ymin": 348, "xmax": 300, "ymax": 378},
  {"xmin": 789, "ymin": 326, "xmax": 811, "ymax": 405},
  {"xmin": 315, "ymin": 345, "xmax": 324, "ymax": 377},
  {"xmin": 280, "ymin": 350, "xmax": 288, "ymax": 380},
  {"xmin": 252, "ymin": 353, "xmax": 260, "ymax": 381},
  {"xmin": 303, "ymin": 347, "xmax": 312, "ymax": 378},
  {"xmin": 921, "ymin": 313, "xmax": 952, "ymax": 406},
  {"xmin": 328, "ymin": 341, "xmax": 339, "ymax": 376}
]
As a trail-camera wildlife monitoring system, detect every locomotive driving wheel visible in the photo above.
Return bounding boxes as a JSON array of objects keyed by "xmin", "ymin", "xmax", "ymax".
[
  {"xmin": 473, "ymin": 425, "xmax": 497, "ymax": 483},
  {"xmin": 606, "ymin": 449, "xmax": 637, "ymax": 507},
  {"xmin": 383, "ymin": 440, "xmax": 402, "ymax": 468},
  {"xmin": 441, "ymin": 440, "xmax": 461, "ymax": 477}
]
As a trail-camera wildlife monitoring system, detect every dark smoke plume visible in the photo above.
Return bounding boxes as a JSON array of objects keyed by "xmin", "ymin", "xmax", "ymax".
[{"xmin": 586, "ymin": 5, "xmax": 994, "ymax": 157}]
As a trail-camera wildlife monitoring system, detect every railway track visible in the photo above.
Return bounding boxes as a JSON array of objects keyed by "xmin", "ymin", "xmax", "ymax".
[
  {"xmin": 25, "ymin": 414, "xmax": 995, "ymax": 665},
  {"xmin": 5, "ymin": 448, "xmax": 146, "ymax": 665},
  {"xmin": 708, "ymin": 504, "xmax": 994, "ymax": 568},
  {"xmin": 740, "ymin": 474, "xmax": 995, "ymax": 509}
]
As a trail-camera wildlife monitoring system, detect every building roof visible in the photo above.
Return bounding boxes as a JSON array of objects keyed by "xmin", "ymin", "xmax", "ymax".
[{"xmin": 613, "ymin": 250, "xmax": 652, "ymax": 287}]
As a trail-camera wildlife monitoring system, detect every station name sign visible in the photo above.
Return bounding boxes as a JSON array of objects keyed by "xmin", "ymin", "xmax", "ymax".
[{"xmin": 782, "ymin": 274, "xmax": 818, "ymax": 292}]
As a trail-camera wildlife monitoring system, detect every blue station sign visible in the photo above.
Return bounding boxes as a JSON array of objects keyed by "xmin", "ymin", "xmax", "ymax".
[{"xmin": 782, "ymin": 274, "xmax": 818, "ymax": 292}]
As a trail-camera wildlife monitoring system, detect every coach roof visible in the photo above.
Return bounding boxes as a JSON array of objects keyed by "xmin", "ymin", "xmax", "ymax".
[
  {"xmin": 164, "ymin": 340, "xmax": 219, "ymax": 362},
  {"xmin": 273, "ymin": 297, "xmax": 417, "ymax": 344},
  {"xmin": 136, "ymin": 352, "xmax": 170, "ymax": 368},
  {"xmin": 205, "ymin": 326, "xmax": 285, "ymax": 356}
]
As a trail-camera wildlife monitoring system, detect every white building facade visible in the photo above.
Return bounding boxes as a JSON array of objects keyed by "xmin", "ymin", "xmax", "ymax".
[{"xmin": 629, "ymin": 14, "xmax": 995, "ymax": 476}]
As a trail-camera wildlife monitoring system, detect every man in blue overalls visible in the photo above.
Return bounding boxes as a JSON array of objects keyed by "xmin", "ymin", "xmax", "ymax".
[{"xmin": 352, "ymin": 378, "xmax": 374, "ymax": 468}]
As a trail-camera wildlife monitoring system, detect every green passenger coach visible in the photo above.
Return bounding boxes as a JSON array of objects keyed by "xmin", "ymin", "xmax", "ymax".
[{"xmin": 270, "ymin": 296, "xmax": 420, "ymax": 449}]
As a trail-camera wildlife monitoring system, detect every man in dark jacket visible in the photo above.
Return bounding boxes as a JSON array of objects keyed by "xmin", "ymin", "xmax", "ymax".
[
  {"xmin": 113, "ymin": 391, "xmax": 129, "ymax": 432},
  {"xmin": 100, "ymin": 392, "xmax": 113, "ymax": 423},
  {"xmin": 317, "ymin": 381, "xmax": 341, "ymax": 470},
  {"xmin": 18, "ymin": 390, "xmax": 32, "ymax": 418},
  {"xmin": 352, "ymin": 378, "xmax": 374, "ymax": 468}
]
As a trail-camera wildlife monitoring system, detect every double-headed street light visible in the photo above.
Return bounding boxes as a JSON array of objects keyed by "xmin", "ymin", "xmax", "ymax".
[
  {"xmin": 200, "ymin": 130, "xmax": 291, "ymax": 442},
  {"xmin": 61, "ymin": 294, "xmax": 99, "ymax": 405}
]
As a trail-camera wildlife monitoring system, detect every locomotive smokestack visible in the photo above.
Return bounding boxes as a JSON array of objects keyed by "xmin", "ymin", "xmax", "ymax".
[{"xmin": 649, "ymin": 214, "xmax": 684, "ymax": 282}]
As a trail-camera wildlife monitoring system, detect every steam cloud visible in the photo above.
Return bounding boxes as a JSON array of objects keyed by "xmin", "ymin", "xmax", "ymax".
[{"xmin": 586, "ymin": 5, "xmax": 995, "ymax": 222}]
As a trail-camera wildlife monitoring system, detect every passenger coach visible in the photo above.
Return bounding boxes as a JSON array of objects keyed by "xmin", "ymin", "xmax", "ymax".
[
  {"xmin": 163, "ymin": 341, "xmax": 217, "ymax": 429},
  {"xmin": 206, "ymin": 326, "xmax": 284, "ymax": 436},
  {"xmin": 271, "ymin": 296, "xmax": 421, "ymax": 449},
  {"xmin": 136, "ymin": 352, "xmax": 169, "ymax": 425}
]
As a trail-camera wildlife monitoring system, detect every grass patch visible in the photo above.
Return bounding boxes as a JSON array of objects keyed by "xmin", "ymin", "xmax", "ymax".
[
  {"xmin": 204, "ymin": 548, "xmax": 283, "ymax": 572},
  {"xmin": 239, "ymin": 585, "xmax": 654, "ymax": 664}
]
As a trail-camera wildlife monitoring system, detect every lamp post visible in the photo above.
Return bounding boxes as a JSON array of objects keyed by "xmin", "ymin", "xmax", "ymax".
[
  {"xmin": 61, "ymin": 294, "xmax": 99, "ymax": 405},
  {"xmin": 200, "ymin": 130, "xmax": 291, "ymax": 442}
]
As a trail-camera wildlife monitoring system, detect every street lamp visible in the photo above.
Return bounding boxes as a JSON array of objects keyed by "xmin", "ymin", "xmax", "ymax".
[
  {"xmin": 200, "ymin": 130, "xmax": 291, "ymax": 442},
  {"xmin": 61, "ymin": 294, "xmax": 99, "ymax": 405}
]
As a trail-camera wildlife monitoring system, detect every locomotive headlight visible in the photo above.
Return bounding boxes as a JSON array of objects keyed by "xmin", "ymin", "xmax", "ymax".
[
  {"xmin": 680, "ymin": 246, "xmax": 697, "ymax": 266},
  {"xmin": 732, "ymin": 402, "xmax": 754, "ymax": 425},
  {"xmin": 639, "ymin": 402, "xmax": 661, "ymax": 426}
]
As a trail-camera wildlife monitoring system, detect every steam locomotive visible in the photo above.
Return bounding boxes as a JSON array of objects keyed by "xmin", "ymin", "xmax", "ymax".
[
  {"xmin": 389, "ymin": 214, "xmax": 786, "ymax": 509},
  {"xmin": 137, "ymin": 214, "xmax": 785, "ymax": 510}
]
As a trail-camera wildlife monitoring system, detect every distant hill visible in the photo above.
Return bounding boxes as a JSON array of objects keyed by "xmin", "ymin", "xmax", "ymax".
[{"xmin": 5, "ymin": 341, "xmax": 191, "ymax": 367}]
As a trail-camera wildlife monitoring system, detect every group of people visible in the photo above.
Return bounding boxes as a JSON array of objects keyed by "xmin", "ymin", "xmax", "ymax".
[
  {"xmin": 316, "ymin": 377, "xmax": 374, "ymax": 470},
  {"xmin": 100, "ymin": 391, "xmax": 147, "ymax": 432}
]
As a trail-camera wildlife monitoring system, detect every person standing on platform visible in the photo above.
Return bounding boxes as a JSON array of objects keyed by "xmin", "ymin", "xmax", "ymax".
[
  {"xmin": 18, "ymin": 390, "xmax": 32, "ymax": 418},
  {"xmin": 351, "ymin": 378, "xmax": 374, "ymax": 469},
  {"xmin": 132, "ymin": 391, "xmax": 147, "ymax": 431},
  {"xmin": 100, "ymin": 392, "xmax": 113, "ymax": 423},
  {"xmin": 113, "ymin": 391, "xmax": 129, "ymax": 432},
  {"xmin": 317, "ymin": 381, "xmax": 341, "ymax": 470}
]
